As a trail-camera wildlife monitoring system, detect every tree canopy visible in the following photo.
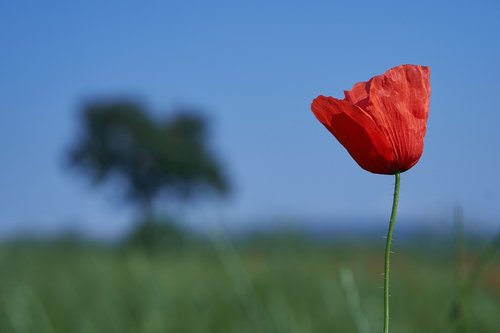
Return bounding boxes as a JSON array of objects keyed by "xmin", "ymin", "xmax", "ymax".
[{"xmin": 67, "ymin": 100, "xmax": 229, "ymax": 216}]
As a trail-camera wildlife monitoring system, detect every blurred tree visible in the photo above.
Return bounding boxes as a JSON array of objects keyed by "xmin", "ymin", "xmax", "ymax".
[{"xmin": 67, "ymin": 100, "xmax": 229, "ymax": 222}]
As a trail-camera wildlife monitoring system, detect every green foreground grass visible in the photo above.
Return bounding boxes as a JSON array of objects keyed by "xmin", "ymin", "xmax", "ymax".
[{"xmin": 0, "ymin": 239, "xmax": 498, "ymax": 333}]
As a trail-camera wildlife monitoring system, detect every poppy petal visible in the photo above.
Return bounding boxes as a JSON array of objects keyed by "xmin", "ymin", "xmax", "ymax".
[
  {"xmin": 310, "ymin": 64, "xmax": 430, "ymax": 174},
  {"xmin": 364, "ymin": 65, "xmax": 430, "ymax": 171},
  {"xmin": 344, "ymin": 81, "xmax": 370, "ymax": 109},
  {"xmin": 311, "ymin": 96, "xmax": 395, "ymax": 174}
]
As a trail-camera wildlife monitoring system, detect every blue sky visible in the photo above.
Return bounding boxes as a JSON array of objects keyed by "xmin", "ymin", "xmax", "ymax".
[{"xmin": 1, "ymin": 1, "xmax": 499, "ymax": 238}]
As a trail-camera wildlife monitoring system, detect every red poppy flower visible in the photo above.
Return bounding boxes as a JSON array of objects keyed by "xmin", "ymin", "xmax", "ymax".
[{"xmin": 311, "ymin": 64, "xmax": 431, "ymax": 175}]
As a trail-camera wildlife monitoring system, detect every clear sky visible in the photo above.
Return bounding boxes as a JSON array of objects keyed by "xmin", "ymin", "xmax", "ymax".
[{"xmin": 1, "ymin": 1, "xmax": 499, "ymax": 238}]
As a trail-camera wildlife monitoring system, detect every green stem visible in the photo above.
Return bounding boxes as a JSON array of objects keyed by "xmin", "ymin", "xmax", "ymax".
[{"xmin": 384, "ymin": 172, "xmax": 400, "ymax": 333}]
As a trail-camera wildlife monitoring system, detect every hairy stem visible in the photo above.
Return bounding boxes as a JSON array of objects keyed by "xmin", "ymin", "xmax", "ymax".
[{"xmin": 384, "ymin": 172, "xmax": 400, "ymax": 333}]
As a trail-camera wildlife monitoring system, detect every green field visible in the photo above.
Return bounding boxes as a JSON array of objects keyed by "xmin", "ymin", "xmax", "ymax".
[{"xmin": 0, "ymin": 236, "xmax": 498, "ymax": 333}]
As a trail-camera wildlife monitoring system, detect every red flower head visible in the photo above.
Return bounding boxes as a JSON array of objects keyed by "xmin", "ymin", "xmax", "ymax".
[{"xmin": 311, "ymin": 64, "xmax": 430, "ymax": 175}]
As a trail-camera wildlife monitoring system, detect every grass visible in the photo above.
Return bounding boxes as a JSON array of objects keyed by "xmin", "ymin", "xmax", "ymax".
[{"xmin": 0, "ymin": 236, "xmax": 498, "ymax": 333}]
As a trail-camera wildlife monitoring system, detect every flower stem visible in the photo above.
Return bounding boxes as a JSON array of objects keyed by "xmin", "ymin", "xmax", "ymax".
[{"xmin": 384, "ymin": 172, "xmax": 400, "ymax": 333}]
